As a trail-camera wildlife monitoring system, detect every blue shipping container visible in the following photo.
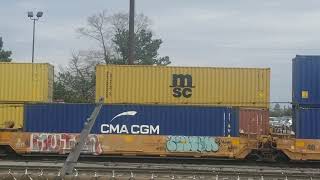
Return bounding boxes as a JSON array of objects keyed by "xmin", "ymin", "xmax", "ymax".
[
  {"xmin": 294, "ymin": 106, "xmax": 320, "ymax": 139},
  {"xmin": 293, "ymin": 55, "xmax": 320, "ymax": 106},
  {"xmin": 24, "ymin": 104, "xmax": 239, "ymax": 137}
]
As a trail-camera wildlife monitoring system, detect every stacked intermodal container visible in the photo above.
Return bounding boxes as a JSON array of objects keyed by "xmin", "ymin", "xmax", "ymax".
[
  {"xmin": 0, "ymin": 104, "xmax": 24, "ymax": 129},
  {"xmin": 294, "ymin": 107, "xmax": 320, "ymax": 139},
  {"xmin": 24, "ymin": 103, "xmax": 239, "ymax": 136},
  {"xmin": 24, "ymin": 103, "xmax": 270, "ymax": 137},
  {"xmin": 95, "ymin": 65, "xmax": 270, "ymax": 107},
  {"xmin": 238, "ymin": 108, "xmax": 269, "ymax": 135},
  {"xmin": 292, "ymin": 55, "xmax": 320, "ymax": 139},
  {"xmin": 0, "ymin": 63, "xmax": 54, "ymax": 129},
  {"xmin": 91, "ymin": 65, "xmax": 271, "ymax": 137}
]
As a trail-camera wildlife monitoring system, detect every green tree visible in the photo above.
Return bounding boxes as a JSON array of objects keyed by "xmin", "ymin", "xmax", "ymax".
[
  {"xmin": 113, "ymin": 29, "xmax": 170, "ymax": 65},
  {"xmin": 0, "ymin": 37, "xmax": 12, "ymax": 62},
  {"xmin": 283, "ymin": 105, "xmax": 292, "ymax": 116},
  {"xmin": 270, "ymin": 103, "xmax": 281, "ymax": 117},
  {"xmin": 53, "ymin": 52, "xmax": 97, "ymax": 103},
  {"xmin": 269, "ymin": 104, "xmax": 292, "ymax": 117}
]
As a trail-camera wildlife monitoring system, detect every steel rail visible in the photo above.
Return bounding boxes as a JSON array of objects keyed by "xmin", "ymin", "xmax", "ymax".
[{"xmin": 0, "ymin": 161, "xmax": 318, "ymax": 177}]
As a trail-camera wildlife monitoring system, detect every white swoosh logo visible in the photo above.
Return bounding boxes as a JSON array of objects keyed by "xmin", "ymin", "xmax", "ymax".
[{"xmin": 110, "ymin": 111, "xmax": 137, "ymax": 122}]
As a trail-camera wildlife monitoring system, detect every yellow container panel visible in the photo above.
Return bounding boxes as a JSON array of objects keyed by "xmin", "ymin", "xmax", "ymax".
[
  {"xmin": 0, "ymin": 63, "xmax": 54, "ymax": 102},
  {"xmin": 47, "ymin": 65, "xmax": 54, "ymax": 101},
  {"xmin": 96, "ymin": 65, "xmax": 270, "ymax": 108},
  {"xmin": 0, "ymin": 104, "xmax": 23, "ymax": 129}
]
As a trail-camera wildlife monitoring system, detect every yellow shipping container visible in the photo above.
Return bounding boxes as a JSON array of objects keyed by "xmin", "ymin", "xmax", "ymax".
[
  {"xmin": 0, "ymin": 63, "xmax": 54, "ymax": 102},
  {"xmin": 0, "ymin": 104, "xmax": 23, "ymax": 129},
  {"xmin": 96, "ymin": 65, "xmax": 270, "ymax": 108}
]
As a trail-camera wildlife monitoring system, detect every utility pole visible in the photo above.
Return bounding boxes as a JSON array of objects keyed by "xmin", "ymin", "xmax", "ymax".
[
  {"xmin": 60, "ymin": 98, "xmax": 104, "ymax": 176},
  {"xmin": 128, "ymin": 0, "xmax": 135, "ymax": 64},
  {"xmin": 27, "ymin": 11, "xmax": 43, "ymax": 63},
  {"xmin": 32, "ymin": 19, "xmax": 36, "ymax": 63}
]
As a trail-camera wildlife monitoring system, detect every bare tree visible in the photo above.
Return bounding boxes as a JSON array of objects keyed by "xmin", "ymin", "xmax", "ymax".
[
  {"xmin": 77, "ymin": 10, "xmax": 112, "ymax": 64},
  {"xmin": 54, "ymin": 11, "xmax": 171, "ymax": 102},
  {"xmin": 77, "ymin": 11, "xmax": 169, "ymax": 65},
  {"xmin": 110, "ymin": 13, "xmax": 151, "ymax": 34}
]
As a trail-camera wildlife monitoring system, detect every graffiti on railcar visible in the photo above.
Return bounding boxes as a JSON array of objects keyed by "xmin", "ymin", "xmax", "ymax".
[
  {"xmin": 215, "ymin": 137, "xmax": 233, "ymax": 152},
  {"xmin": 166, "ymin": 136, "xmax": 219, "ymax": 152},
  {"xmin": 30, "ymin": 133, "xmax": 102, "ymax": 155},
  {"xmin": 307, "ymin": 144, "xmax": 316, "ymax": 151},
  {"xmin": 15, "ymin": 137, "xmax": 27, "ymax": 148}
]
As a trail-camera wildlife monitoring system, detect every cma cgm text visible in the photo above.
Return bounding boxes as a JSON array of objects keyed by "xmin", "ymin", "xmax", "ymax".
[{"xmin": 100, "ymin": 124, "xmax": 160, "ymax": 134}]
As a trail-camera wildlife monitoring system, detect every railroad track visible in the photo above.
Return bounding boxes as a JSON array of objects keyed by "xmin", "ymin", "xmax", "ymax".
[
  {"xmin": 0, "ymin": 160, "xmax": 318, "ymax": 180},
  {"xmin": 7, "ymin": 154, "xmax": 320, "ymax": 169}
]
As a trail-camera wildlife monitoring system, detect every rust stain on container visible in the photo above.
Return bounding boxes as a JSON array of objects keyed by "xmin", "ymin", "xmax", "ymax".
[
  {"xmin": 96, "ymin": 65, "xmax": 270, "ymax": 108},
  {"xmin": 0, "ymin": 63, "xmax": 54, "ymax": 102},
  {"xmin": 239, "ymin": 108, "xmax": 269, "ymax": 135}
]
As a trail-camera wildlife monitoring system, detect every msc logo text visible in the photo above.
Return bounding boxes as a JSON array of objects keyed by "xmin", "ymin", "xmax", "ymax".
[{"xmin": 170, "ymin": 74, "xmax": 195, "ymax": 98}]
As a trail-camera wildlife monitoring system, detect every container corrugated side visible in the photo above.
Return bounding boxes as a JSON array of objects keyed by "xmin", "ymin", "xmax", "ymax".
[
  {"xmin": 239, "ymin": 108, "xmax": 269, "ymax": 135},
  {"xmin": 24, "ymin": 103, "xmax": 239, "ymax": 137},
  {"xmin": 294, "ymin": 106, "xmax": 320, "ymax": 139},
  {"xmin": 0, "ymin": 63, "xmax": 54, "ymax": 102},
  {"xmin": 0, "ymin": 104, "xmax": 23, "ymax": 129},
  {"xmin": 47, "ymin": 65, "xmax": 54, "ymax": 101},
  {"xmin": 292, "ymin": 55, "xmax": 320, "ymax": 106},
  {"xmin": 96, "ymin": 65, "xmax": 270, "ymax": 108}
]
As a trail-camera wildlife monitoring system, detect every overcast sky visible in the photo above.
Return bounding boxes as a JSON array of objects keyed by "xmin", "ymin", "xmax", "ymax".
[{"xmin": 2, "ymin": 0, "xmax": 320, "ymax": 103}]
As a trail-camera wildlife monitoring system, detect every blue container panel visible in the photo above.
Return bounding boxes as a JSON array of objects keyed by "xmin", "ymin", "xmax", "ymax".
[
  {"xmin": 294, "ymin": 107, "xmax": 320, "ymax": 139},
  {"xmin": 25, "ymin": 104, "xmax": 239, "ymax": 137},
  {"xmin": 292, "ymin": 55, "xmax": 320, "ymax": 105},
  {"xmin": 24, "ymin": 104, "xmax": 94, "ymax": 133}
]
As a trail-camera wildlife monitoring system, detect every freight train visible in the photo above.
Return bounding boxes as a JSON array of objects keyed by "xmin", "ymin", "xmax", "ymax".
[{"xmin": 0, "ymin": 55, "xmax": 320, "ymax": 162}]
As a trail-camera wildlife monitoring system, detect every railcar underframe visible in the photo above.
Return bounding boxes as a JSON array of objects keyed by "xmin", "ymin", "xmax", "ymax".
[{"xmin": 0, "ymin": 132, "xmax": 318, "ymax": 162}]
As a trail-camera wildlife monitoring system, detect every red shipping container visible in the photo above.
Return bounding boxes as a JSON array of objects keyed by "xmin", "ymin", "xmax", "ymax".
[{"xmin": 239, "ymin": 108, "xmax": 269, "ymax": 135}]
